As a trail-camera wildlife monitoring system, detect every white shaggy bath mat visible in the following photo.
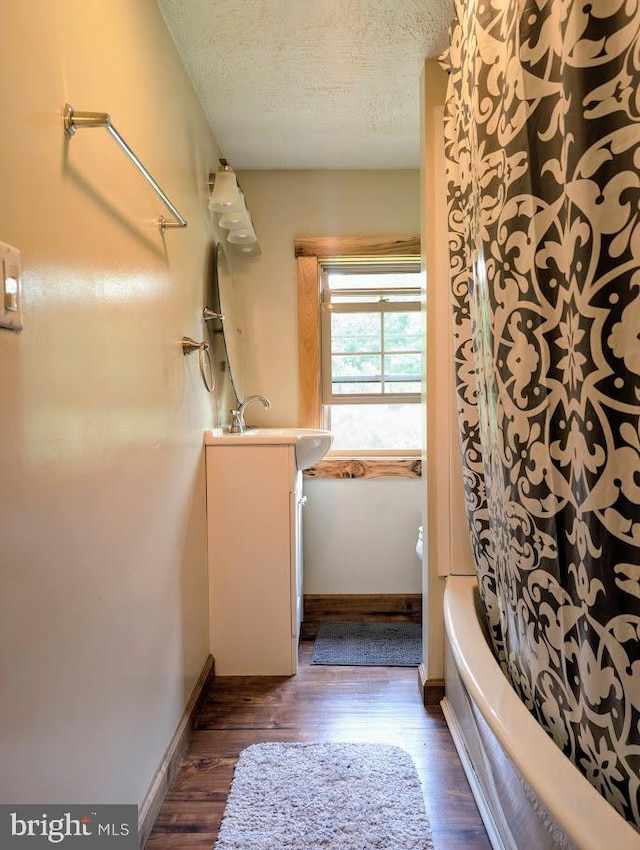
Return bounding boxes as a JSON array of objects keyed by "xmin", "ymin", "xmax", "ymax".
[{"xmin": 214, "ymin": 741, "xmax": 433, "ymax": 850}]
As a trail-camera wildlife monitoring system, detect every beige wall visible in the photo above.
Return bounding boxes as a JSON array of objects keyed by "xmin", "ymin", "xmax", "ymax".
[
  {"xmin": 228, "ymin": 170, "xmax": 424, "ymax": 594},
  {"xmin": 0, "ymin": 0, "xmax": 224, "ymax": 806},
  {"xmin": 231, "ymin": 170, "xmax": 421, "ymax": 426},
  {"xmin": 304, "ymin": 478, "xmax": 423, "ymax": 594}
]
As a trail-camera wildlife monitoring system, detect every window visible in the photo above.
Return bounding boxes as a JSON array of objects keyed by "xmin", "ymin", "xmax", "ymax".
[
  {"xmin": 321, "ymin": 261, "xmax": 423, "ymax": 452},
  {"xmin": 295, "ymin": 236, "xmax": 423, "ymax": 462}
]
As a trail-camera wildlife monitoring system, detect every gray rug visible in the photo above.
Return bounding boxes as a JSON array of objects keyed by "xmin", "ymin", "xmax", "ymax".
[
  {"xmin": 215, "ymin": 742, "xmax": 432, "ymax": 850},
  {"xmin": 311, "ymin": 621, "xmax": 422, "ymax": 666}
]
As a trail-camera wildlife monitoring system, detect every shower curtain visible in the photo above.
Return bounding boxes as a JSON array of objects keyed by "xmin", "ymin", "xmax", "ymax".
[{"xmin": 443, "ymin": 0, "xmax": 640, "ymax": 828}]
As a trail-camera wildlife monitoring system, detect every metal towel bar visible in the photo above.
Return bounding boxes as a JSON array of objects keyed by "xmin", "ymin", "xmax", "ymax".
[{"xmin": 63, "ymin": 103, "xmax": 187, "ymax": 233}]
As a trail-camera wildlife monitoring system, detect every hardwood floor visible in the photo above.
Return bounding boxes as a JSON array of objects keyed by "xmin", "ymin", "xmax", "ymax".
[{"xmin": 147, "ymin": 641, "xmax": 491, "ymax": 850}]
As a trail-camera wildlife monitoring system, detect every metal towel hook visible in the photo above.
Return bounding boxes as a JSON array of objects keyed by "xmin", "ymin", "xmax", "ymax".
[
  {"xmin": 182, "ymin": 337, "xmax": 215, "ymax": 393},
  {"xmin": 203, "ymin": 307, "xmax": 224, "ymax": 322}
]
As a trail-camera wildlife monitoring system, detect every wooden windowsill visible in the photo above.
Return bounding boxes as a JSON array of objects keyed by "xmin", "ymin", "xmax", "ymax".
[{"xmin": 304, "ymin": 457, "xmax": 422, "ymax": 479}]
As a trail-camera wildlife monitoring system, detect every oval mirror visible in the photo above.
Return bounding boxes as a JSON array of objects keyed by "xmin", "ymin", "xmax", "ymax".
[{"xmin": 207, "ymin": 242, "xmax": 246, "ymax": 403}]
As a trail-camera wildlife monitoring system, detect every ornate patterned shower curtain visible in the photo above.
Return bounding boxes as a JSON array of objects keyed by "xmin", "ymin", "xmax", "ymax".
[{"xmin": 443, "ymin": 0, "xmax": 640, "ymax": 828}]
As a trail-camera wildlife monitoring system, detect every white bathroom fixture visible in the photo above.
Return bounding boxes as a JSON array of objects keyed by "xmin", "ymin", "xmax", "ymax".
[
  {"xmin": 229, "ymin": 394, "xmax": 272, "ymax": 433},
  {"xmin": 208, "ymin": 159, "xmax": 259, "ymax": 254},
  {"xmin": 204, "ymin": 427, "xmax": 333, "ymax": 471}
]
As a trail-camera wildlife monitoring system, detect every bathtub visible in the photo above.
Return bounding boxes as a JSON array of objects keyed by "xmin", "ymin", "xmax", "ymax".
[{"xmin": 442, "ymin": 576, "xmax": 640, "ymax": 850}]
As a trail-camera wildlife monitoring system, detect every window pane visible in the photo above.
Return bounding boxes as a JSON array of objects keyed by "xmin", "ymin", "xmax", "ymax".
[
  {"xmin": 333, "ymin": 335, "xmax": 381, "ymax": 354},
  {"xmin": 386, "ymin": 381, "xmax": 420, "ymax": 393},
  {"xmin": 331, "ymin": 293, "xmax": 420, "ymax": 304},
  {"xmin": 328, "ymin": 271, "xmax": 422, "ymax": 291},
  {"xmin": 384, "ymin": 312, "xmax": 423, "ymax": 352},
  {"xmin": 333, "ymin": 382, "xmax": 381, "ymax": 394},
  {"xmin": 384, "ymin": 353, "xmax": 422, "ymax": 380},
  {"xmin": 331, "ymin": 312, "xmax": 380, "ymax": 353},
  {"xmin": 331, "ymin": 354, "xmax": 381, "ymax": 379},
  {"xmin": 332, "ymin": 312, "xmax": 379, "ymax": 335},
  {"xmin": 327, "ymin": 404, "xmax": 422, "ymax": 451},
  {"xmin": 385, "ymin": 336, "xmax": 422, "ymax": 352},
  {"xmin": 384, "ymin": 311, "xmax": 423, "ymax": 334}
]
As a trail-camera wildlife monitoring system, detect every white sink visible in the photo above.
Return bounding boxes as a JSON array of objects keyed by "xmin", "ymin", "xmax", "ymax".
[{"xmin": 204, "ymin": 427, "xmax": 333, "ymax": 470}]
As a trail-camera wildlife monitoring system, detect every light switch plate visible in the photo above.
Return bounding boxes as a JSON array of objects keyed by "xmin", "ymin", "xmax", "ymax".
[{"xmin": 0, "ymin": 241, "xmax": 23, "ymax": 332}]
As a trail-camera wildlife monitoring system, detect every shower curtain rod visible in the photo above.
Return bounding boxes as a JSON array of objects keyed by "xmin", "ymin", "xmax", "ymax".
[{"xmin": 63, "ymin": 103, "xmax": 187, "ymax": 233}]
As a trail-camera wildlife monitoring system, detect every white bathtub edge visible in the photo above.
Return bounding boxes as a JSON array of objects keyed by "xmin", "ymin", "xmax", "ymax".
[
  {"xmin": 441, "ymin": 696, "xmax": 511, "ymax": 850},
  {"xmin": 443, "ymin": 575, "xmax": 640, "ymax": 850}
]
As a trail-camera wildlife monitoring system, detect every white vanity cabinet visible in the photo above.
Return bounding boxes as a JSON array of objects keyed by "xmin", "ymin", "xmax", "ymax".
[{"xmin": 205, "ymin": 441, "xmax": 304, "ymax": 675}]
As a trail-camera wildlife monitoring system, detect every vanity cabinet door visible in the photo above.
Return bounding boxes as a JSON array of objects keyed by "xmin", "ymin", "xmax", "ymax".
[{"xmin": 206, "ymin": 443, "xmax": 299, "ymax": 675}]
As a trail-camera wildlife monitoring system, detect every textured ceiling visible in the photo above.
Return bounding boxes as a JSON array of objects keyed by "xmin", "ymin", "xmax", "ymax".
[{"xmin": 157, "ymin": 0, "xmax": 452, "ymax": 169}]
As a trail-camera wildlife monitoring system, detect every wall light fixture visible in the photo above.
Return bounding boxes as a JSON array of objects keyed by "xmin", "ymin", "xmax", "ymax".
[{"xmin": 208, "ymin": 159, "xmax": 259, "ymax": 254}]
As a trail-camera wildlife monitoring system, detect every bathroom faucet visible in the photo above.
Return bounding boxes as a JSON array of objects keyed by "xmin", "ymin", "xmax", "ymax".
[{"xmin": 229, "ymin": 394, "xmax": 272, "ymax": 433}]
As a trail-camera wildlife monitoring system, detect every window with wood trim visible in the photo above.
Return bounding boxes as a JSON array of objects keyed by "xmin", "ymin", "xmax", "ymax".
[{"xmin": 296, "ymin": 236, "xmax": 423, "ymax": 458}]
